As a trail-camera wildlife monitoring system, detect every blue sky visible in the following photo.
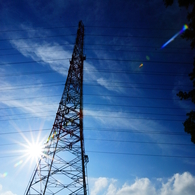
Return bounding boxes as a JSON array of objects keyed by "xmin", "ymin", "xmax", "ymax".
[{"xmin": 0, "ymin": 0, "xmax": 195, "ymax": 195}]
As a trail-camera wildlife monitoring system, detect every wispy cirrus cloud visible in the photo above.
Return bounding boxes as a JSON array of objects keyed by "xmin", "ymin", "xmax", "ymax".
[
  {"xmin": 0, "ymin": 74, "xmax": 58, "ymax": 119},
  {"xmin": 9, "ymin": 26, "xmax": 141, "ymax": 95},
  {"xmin": 97, "ymin": 77, "xmax": 121, "ymax": 93},
  {"xmin": 84, "ymin": 108, "xmax": 168, "ymax": 132},
  {"xmin": 10, "ymin": 38, "xmax": 124, "ymax": 94},
  {"xmin": 83, "ymin": 108, "xmax": 189, "ymax": 156},
  {"xmin": 10, "ymin": 39, "xmax": 71, "ymax": 76}
]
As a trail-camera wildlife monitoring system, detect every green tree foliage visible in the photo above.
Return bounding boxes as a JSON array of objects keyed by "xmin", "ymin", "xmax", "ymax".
[{"xmin": 163, "ymin": 0, "xmax": 195, "ymax": 144}]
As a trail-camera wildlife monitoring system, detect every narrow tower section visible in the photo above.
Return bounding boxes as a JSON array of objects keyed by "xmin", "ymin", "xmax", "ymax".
[{"xmin": 24, "ymin": 21, "xmax": 88, "ymax": 195}]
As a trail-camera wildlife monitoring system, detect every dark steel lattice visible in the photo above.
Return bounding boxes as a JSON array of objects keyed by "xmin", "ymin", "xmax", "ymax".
[{"xmin": 24, "ymin": 21, "xmax": 88, "ymax": 195}]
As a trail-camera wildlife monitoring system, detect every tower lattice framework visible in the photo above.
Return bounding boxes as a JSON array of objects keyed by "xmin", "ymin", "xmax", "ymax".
[{"xmin": 24, "ymin": 21, "xmax": 88, "ymax": 195}]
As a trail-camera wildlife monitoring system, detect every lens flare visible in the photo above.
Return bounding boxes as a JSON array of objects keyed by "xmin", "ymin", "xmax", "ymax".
[
  {"xmin": 183, "ymin": 24, "xmax": 188, "ymax": 31},
  {"xmin": 146, "ymin": 56, "xmax": 150, "ymax": 60},
  {"xmin": 161, "ymin": 24, "xmax": 188, "ymax": 49},
  {"xmin": 14, "ymin": 160, "xmax": 23, "ymax": 167},
  {"xmin": 0, "ymin": 172, "xmax": 8, "ymax": 178}
]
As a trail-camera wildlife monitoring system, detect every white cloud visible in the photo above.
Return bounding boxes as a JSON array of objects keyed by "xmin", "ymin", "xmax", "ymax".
[
  {"xmin": 97, "ymin": 77, "xmax": 124, "ymax": 93},
  {"xmin": 0, "ymin": 76, "xmax": 58, "ymax": 119},
  {"xmin": 90, "ymin": 172, "xmax": 195, "ymax": 195},
  {"xmin": 9, "ymin": 29, "xmax": 139, "ymax": 95},
  {"xmin": 10, "ymin": 38, "xmax": 125, "ymax": 94},
  {"xmin": 91, "ymin": 177, "xmax": 108, "ymax": 195},
  {"xmin": 0, "ymin": 192, "xmax": 17, "ymax": 195},
  {"xmin": 160, "ymin": 172, "xmax": 195, "ymax": 195},
  {"xmin": 84, "ymin": 109, "xmax": 166, "ymax": 134},
  {"xmin": 10, "ymin": 39, "xmax": 71, "ymax": 76},
  {"xmin": 106, "ymin": 183, "xmax": 117, "ymax": 195},
  {"xmin": 0, "ymin": 185, "xmax": 16, "ymax": 195},
  {"xmin": 113, "ymin": 178, "xmax": 156, "ymax": 195}
]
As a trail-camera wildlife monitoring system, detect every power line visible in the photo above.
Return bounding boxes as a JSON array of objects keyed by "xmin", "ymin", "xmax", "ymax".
[
  {"xmin": 0, "ymin": 138, "xmax": 193, "ymax": 147},
  {"xmin": 85, "ymin": 43, "xmax": 191, "ymax": 50},
  {"xmin": 0, "ymin": 83, "xmax": 64, "ymax": 91},
  {"xmin": 87, "ymin": 58, "xmax": 193, "ymax": 65},
  {"xmin": 0, "ymin": 43, "xmax": 74, "ymax": 51},
  {"xmin": 0, "ymin": 94, "xmax": 60, "ymax": 102},
  {"xmin": 0, "ymin": 82, "xmax": 191, "ymax": 92},
  {"xmin": 0, "ymin": 25, "xmax": 183, "ymax": 33},
  {"xmin": 0, "ymin": 103, "xmax": 58, "ymax": 110},
  {"xmin": 0, "ymin": 128, "xmax": 187, "ymax": 136},
  {"xmin": 0, "ymin": 93, "xmax": 185, "ymax": 102},
  {"xmin": 0, "ymin": 80, "xmax": 191, "ymax": 88},
  {"xmin": 0, "ymin": 26, "xmax": 78, "ymax": 33},
  {"xmin": 0, "ymin": 114, "xmax": 186, "ymax": 122},
  {"xmin": 85, "ymin": 33, "xmax": 184, "ymax": 39},
  {"xmin": 87, "ymin": 138, "xmax": 193, "ymax": 146},
  {"xmin": 85, "ymin": 26, "xmax": 184, "ymax": 31},
  {"xmin": 0, "ymin": 43, "xmax": 191, "ymax": 52},
  {"xmin": 0, "ymin": 151, "xmax": 194, "ymax": 159},
  {"xmin": 0, "ymin": 47, "xmax": 193, "ymax": 58},
  {"xmin": 0, "ymin": 70, "xmax": 56, "ymax": 77},
  {"xmin": 0, "ymin": 58, "xmax": 192, "ymax": 67},
  {"xmin": 0, "ymin": 58, "xmax": 70, "ymax": 66},
  {"xmin": 0, "ymin": 34, "xmax": 76, "ymax": 42},
  {"xmin": 89, "ymin": 128, "xmax": 187, "ymax": 135},
  {"xmin": 86, "ymin": 151, "xmax": 195, "ymax": 159},
  {"xmin": 0, "ymin": 102, "xmax": 188, "ymax": 111},
  {"xmin": 0, "ymin": 69, "xmax": 190, "ymax": 78},
  {"xmin": 0, "ymin": 129, "xmax": 50, "ymax": 135},
  {"xmin": 0, "ymin": 109, "xmax": 186, "ymax": 118},
  {"xmin": 0, "ymin": 33, "xmax": 187, "ymax": 42},
  {"xmin": 84, "ymin": 103, "xmax": 189, "ymax": 110}
]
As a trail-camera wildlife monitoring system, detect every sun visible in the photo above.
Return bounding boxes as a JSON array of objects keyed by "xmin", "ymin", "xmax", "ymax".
[
  {"xmin": 7, "ymin": 125, "xmax": 49, "ymax": 177},
  {"xmin": 15, "ymin": 129, "xmax": 47, "ymax": 165},
  {"xmin": 26, "ymin": 142, "xmax": 44, "ymax": 160}
]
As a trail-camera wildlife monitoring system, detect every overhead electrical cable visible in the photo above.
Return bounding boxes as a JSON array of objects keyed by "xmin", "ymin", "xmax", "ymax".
[
  {"xmin": 0, "ymin": 58, "xmax": 192, "ymax": 67},
  {"xmin": 0, "ymin": 93, "xmax": 190, "ymax": 103},
  {"xmin": 0, "ymin": 48, "xmax": 193, "ymax": 57},
  {"xmin": 0, "ymin": 103, "xmax": 189, "ymax": 111},
  {"xmin": 85, "ymin": 25, "xmax": 191, "ymax": 31},
  {"xmin": 0, "ymin": 25, "xmax": 78, "ymax": 33},
  {"xmin": 0, "ymin": 138, "xmax": 193, "ymax": 147},
  {"xmin": 86, "ymin": 138, "xmax": 193, "ymax": 146},
  {"xmin": 0, "ymin": 25, "xmax": 184, "ymax": 33},
  {"xmin": 87, "ymin": 58, "xmax": 193, "ymax": 65},
  {"xmin": 86, "ymin": 151, "xmax": 195, "ymax": 159},
  {"xmin": 0, "ymin": 33, "xmax": 187, "ymax": 42},
  {"xmin": 0, "ymin": 128, "xmax": 188, "ymax": 136},
  {"xmin": 0, "ymin": 80, "xmax": 191, "ymax": 88},
  {"xmin": 0, "ymin": 152, "xmax": 194, "ymax": 159},
  {"xmin": 0, "ymin": 69, "xmax": 190, "ymax": 78},
  {"xmin": 0, "ymin": 93, "xmax": 187, "ymax": 102},
  {"xmin": 0, "ymin": 34, "xmax": 76, "ymax": 42},
  {"xmin": 0, "ymin": 43, "xmax": 191, "ymax": 51},
  {"xmin": 0, "ymin": 82, "xmax": 191, "ymax": 92},
  {"xmin": 0, "ymin": 114, "xmax": 186, "ymax": 122},
  {"xmin": 0, "ymin": 109, "xmax": 186, "ymax": 118}
]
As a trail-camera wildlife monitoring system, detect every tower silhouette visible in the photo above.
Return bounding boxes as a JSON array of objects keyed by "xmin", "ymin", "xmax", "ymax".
[{"xmin": 24, "ymin": 21, "xmax": 88, "ymax": 195}]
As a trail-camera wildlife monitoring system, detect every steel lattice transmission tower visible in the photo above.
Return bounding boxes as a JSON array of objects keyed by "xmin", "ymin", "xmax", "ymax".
[{"xmin": 24, "ymin": 21, "xmax": 89, "ymax": 195}]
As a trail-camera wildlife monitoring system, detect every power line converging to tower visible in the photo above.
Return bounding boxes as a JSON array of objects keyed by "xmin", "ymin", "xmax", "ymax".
[{"xmin": 24, "ymin": 21, "xmax": 89, "ymax": 195}]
